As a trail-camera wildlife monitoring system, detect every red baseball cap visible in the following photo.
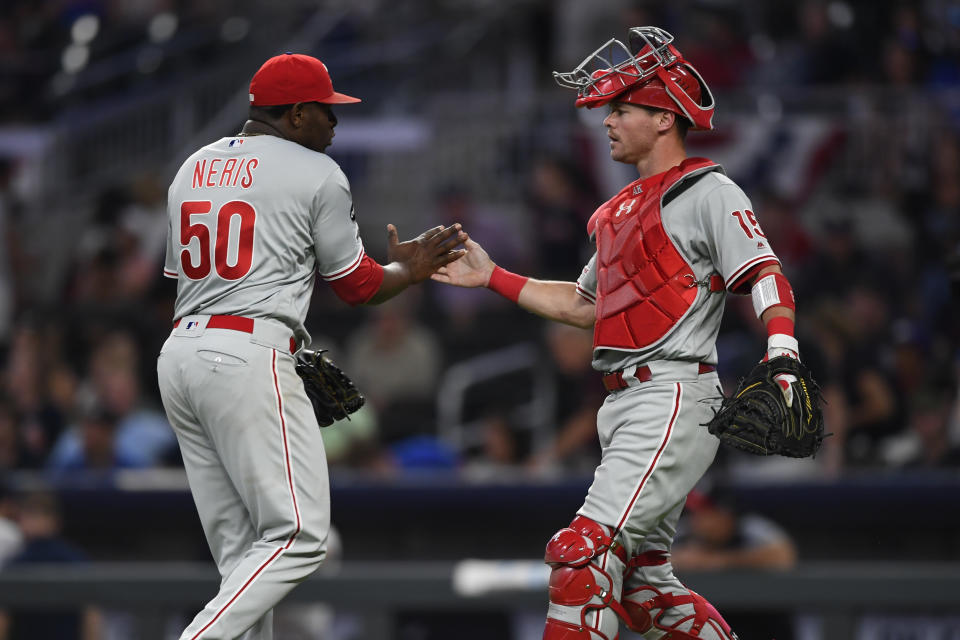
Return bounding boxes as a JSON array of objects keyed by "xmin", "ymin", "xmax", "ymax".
[{"xmin": 249, "ymin": 53, "xmax": 361, "ymax": 106}]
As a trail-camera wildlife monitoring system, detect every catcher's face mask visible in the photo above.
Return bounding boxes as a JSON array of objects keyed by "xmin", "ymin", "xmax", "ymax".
[{"xmin": 553, "ymin": 26, "xmax": 715, "ymax": 131}]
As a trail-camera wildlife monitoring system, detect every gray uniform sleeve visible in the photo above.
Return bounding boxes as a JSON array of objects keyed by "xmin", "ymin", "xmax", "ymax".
[
  {"xmin": 575, "ymin": 252, "xmax": 598, "ymax": 304},
  {"xmin": 312, "ymin": 166, "xmax": 366, "ymax": 281},
  {"xmin": 695, "ymin": 176, "xmax": 779, "ymax": 293},
  {"xmin": 163, "ymin": 200, "xmax": 177, "ymax": 279}
]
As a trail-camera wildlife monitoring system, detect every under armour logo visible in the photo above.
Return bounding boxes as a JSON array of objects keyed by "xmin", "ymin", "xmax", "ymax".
[{"xmin": 615, "ymin": 199, "xmax": 636, "ymax": 217}]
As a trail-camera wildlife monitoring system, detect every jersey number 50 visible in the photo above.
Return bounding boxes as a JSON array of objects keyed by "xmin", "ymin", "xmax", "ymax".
[{"xmin": 180, "ymin": 200, "xmax": 256, "ymax": 280}]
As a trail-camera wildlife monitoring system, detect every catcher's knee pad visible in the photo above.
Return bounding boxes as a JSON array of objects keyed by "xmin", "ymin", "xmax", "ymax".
[
  {"xmin": 621, "ymin": 585, "xmax": 737, "ymax": 639},
  {"xmin": 543, "ymin": 516, "xmax": 629, "ymax": 640}
]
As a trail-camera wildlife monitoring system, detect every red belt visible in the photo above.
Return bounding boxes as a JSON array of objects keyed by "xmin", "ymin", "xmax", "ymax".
[
  {"xmin": 173, "ymin": 315, "xmax": 296, "ymax": 354},
  {"xmin": 602, "ymin": 362, "xmax": 716, "ymax": 392}
]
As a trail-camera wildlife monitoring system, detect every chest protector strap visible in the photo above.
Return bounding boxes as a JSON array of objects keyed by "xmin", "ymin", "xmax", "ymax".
[{"xmin": 589, "ymin": 158, "xmax": 723, "ymax": 351}]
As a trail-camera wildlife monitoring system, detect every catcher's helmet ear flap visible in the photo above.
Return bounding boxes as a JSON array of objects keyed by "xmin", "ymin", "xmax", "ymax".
[{"xmin": 552, "ymin": 26, "xmax": 716, "ymax": 131}]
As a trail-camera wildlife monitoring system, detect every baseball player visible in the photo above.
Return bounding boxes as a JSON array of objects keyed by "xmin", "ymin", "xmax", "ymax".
[
  {"xmin": 433, "ymin": 27, "xmax": 802, "ymax": 639},
  {"xmin": 157, "ymin": 53, "xmax": 466, "ymax": 640}
]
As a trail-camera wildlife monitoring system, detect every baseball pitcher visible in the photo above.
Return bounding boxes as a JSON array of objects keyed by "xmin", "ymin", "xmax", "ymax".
[
  {"xmin": 157, "ymin": 53, "xmax": 466, "ymax": 640},
  {"xmin": 434, "ymin": 27, "xmax": 820, "ymax": 640}
]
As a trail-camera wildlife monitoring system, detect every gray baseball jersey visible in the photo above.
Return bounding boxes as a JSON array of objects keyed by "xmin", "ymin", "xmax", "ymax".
[
  {"xmin": 164, "ymin": 135, "xmax": 367, "ymax": 345},
  {"xmin": 158, "ymin": 133, "xmax": 363, "ymax": 640}
]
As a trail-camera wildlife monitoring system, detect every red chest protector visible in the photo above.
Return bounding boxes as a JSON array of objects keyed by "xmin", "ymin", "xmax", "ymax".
[{"xmin": 587, "ymin": 157, "xmax": 722, "ymax": 351}]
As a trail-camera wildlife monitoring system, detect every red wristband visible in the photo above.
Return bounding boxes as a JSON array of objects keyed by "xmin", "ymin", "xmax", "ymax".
[
  {"xmin": 766, "ymin": 315, "xmax": 795, "ymax": 338},
  {"xmin": 487, "ymin": 265, "xmax": 528, "ymax": 303}
]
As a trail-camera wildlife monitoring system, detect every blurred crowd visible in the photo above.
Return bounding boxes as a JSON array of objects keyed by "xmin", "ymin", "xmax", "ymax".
[
  {"xmin": 0, "ymin": 0, "xmax": 957, "ymax": 491},
  {"xmin": 0, "ymin": 0, "xmax": 284, "ymax": 123}
]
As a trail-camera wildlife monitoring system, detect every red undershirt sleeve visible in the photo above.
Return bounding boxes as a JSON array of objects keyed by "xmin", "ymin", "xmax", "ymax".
[{"xmin": 327, "ymin": 253, "xmax": 384, "ymax": 306}]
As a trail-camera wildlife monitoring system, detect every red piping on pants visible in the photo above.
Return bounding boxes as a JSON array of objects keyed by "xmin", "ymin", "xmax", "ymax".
[
  {"xmin": 188, "ymin": 350, "xmax": 302, "ymax": 639},
  {"xmin": 593, "ymin": 383, "xmax": 681, "ymax": 634}
]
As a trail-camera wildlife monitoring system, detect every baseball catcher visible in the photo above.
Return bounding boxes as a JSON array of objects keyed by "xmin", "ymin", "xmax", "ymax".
[
  {"xmin": 295, "ymin": 349, "xmax": 365, "ymax": 427},
  {"xmin": 706, "ymin": 355, "xmax": 824, "ymax": 457}
]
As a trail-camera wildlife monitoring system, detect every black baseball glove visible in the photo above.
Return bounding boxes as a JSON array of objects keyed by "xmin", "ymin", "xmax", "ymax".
[
  {"xmin": 706, "ymin": 356, "xmax": 824, "ymax": 458},
  {"xmin": 295, "ymin": 349, "xmax": 365, "ymax": 427}
]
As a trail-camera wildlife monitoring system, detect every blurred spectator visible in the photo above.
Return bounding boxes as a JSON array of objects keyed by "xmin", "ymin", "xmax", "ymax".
[
  {"xmin": 319, "ymin": 405, "xmax": 389, "ymax": 472},
  {"xmin": 674, "ymin": 488, "xmax": 797, "ymax": 570},
  {"xmin": 0, "ymin": 490, "xmax": 103, "ymax": 640},
  {"xmin": 343, "ymin": 293, "xmax": 442, "ymax": 444},
  {"xmin": 681, "ymin": 7, "xmax": 757, "ymax": 90},
  {"xmin": 0, "ymin": 480, "xmax": 22, "ymax": 566},
  {"xmin": 67, "ymin": 183, "xmax": 159, "ymax": 305},
  {"xmin": 793, "ymin": 214, "xmax": 884, "ymax": 303},
  {"xmin": 0, "ymin": 158, "xmax": 27, "ymax": 351},
  {"xmin": 888, "ymin": 319, "xmax": 943, "ymax": 402},
  {"xmin": 1, "ymin": 320, "xmax": 75, "ymax": 467},
  {"xmin": 793, "ymin": 303, "xmax": 847, "ymax": 474},
  {"xmin": 45, "ymin": 401, "xmax": 140, "ymax": 475},
  {"xmin": 0, "ymin": 394, "xmax": 28, "ymax": 472},
  {"xmin": 458, "ymin": 324, "xmax": 603, "ymax": 480},
  {"xmin": 47, "ymin": 330, "xmax": 175, "ymax": 470},
  {"xmin": 120, "ymin": 173, "xmax": 167, "ymax": 262},
  {"xmin": 914, "ymin": 136, "xmax": 960, "ymax": 340},
  {"xmin": 429, "ymin": 184, "xmax": 529, "ymax": 349},
  {"xmin": 523, "ymin": 156, "xmax": 597, "ymax": 280},
  {"xmin": 479, "ymin": 412, "xmax": 522, "ymax": 470},
  {"xmin": 752, "ymin": 191, "xmax": 814, "ymax": 276},
  {"xmin": 673, "ymin": 486, "xmax": 797, "ymax": 639},
  {"xmin": 459, "ymin": 406, "xmax": 526, "ymax": 481},
  {"xmin": 882, "ymin": 37, "xmax": 920, "ymax": 87},
  {"xmin": 527, "ymin": 322, "xmax": 602, "ymax": 474},
  {"xmin": 882, "ymin": 387, "xmax": 960, "ymax": 468},
  {"xmin": 832, "ymin": 286, "xmax": 904, "ymax": 467},
  {"xmin": 768, "ymin": 0, "xmax": 864, "ymax": 86}
]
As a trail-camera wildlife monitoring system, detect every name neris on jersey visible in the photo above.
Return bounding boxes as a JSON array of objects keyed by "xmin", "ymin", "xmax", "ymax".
[{"xmin": 192, "ymin": 156, "xmax": 259, "ymax": 189}]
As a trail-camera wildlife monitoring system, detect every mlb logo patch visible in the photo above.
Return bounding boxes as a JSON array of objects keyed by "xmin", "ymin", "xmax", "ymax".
[
  {"xmin": 229, "ymin": 138, "xmax": 244, "ymax": 147},
  {"xmin": 175, "ymin": 316, "xmax": 208, "ymax": 336}
]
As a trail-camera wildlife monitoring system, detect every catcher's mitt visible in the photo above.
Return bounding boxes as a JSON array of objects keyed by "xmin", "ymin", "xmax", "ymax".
[
  {"xmin": 295, "ymin": 349, "xmax": 365, "ymax": 427},
  {"xmin": 706, "ymin": 356, "xmax": 824, "ymax": 458}
]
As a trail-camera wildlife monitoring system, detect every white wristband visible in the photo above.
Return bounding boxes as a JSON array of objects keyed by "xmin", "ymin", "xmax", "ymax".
[
  {"xmin": 767, "ymin": 333, "xmax": 799, "ymax": 357},
  {"xmin": 751, "ymin": 274, "xmax": 781, "ymax": 318}
]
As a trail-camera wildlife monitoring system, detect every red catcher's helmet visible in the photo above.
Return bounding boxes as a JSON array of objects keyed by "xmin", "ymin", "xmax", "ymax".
[{"xmin": 553, "ymin": 27, "xmax": 715, "ymax": 131}]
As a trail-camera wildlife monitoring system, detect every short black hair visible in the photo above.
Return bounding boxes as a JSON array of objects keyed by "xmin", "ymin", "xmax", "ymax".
[{"xmin": 249, "ymin": 104, "xmax": 293, "ymax": 120}]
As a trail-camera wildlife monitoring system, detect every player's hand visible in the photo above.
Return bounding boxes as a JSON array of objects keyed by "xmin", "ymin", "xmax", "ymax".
[
  {"xmin": 764, "ymin": 347, "xmax": 799, "ymax": 408},
  {"xmin": 430, "ymin": 238, "xmax": 495, "ymax": 288},
  {"xmin": 386, "ymin": 223, "xmax": 468, "ymax": 283}
]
